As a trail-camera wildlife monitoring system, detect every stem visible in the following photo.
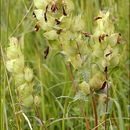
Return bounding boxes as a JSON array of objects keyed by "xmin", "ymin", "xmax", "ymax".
[
  {"xmin": 92, "ymin": 95, "xmax": 98, "ymax": 130},
  {"xmin": 105, "ymin": 71, "xmax": 108, "ymax": 130},
  {"xmin": 36, "ymin": 106, "xmax": 47, "ymax": 130},
  {"xmin": 67, "ymin": 64, "xmax": 90, "ymax": 130},
  {"xmin": 105, "ymin": 82, "xmax": 109, "ymax": 130}
]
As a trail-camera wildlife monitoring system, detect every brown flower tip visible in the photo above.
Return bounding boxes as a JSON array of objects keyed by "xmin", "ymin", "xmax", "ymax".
[
  {"xmin": 44, "ymin": 5, "xmax": 48, "ymax": 22},
  {"xmin": 62, "ymin": 6, "xmax": 67, "ymax": 16},
  {"xmin": 51, "ymin": 3, "xmax": 58, "ymax": 12},
  {"xmin": 83, "ymin": 32, "xmax": 91, "ymax": 37},
  {"xmin": 33, "ymin": 12, "xmax": 36, "ymax": 18},
  {"xmin": 55, "ymin": 19, "xmax": 61, "ymax": 25},
  {"xmin": 117, "ymin": 33, "xmax": 121, "ymax": 44},
  {"xmin": 94, "ymin": 16, "xmax": 102, "ymax": 20},
  {"xmin": 100, "ymin": 81, "xmax": 107, "ymax": 90},
  {"xmin": 35, "ymin": 23, "xmax": 39, "ymax": 31},
  {"xmin": 105, "ymin": 51, "xmax": 112, "ymax": 57},
  {"xmin": 44, "ymin": 46, "xmax": 49, "ymax": 59},
  {"xmin": 57, "ymin": 29, "xmax": 62, "ymax": 34},
  {"xmin": 99, "ymin": 34, "xmax": 108, "ymax": 43},
  {"xmin": 104, "ymin": 66, "xmax": 107, "ymax": 73}
]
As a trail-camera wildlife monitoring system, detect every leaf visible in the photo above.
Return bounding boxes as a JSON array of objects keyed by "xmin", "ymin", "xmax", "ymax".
[
  {"xmin": 113, "ymin": 99, "xmax": 124, "ymax": 130},
  {"xmin": 74, "ymin": 91, "xmax": 92, "ymax": 102},
  {"xmin": 42, "ymin": 64, "xmax": 60, "ymax": 81},
  {"xmin": 32, "ymin": 116, "xmax": 43, "ymax": 126},
  {"xmin": 22, "ymin": 112, "xmax": 33, "ymax": 130}
]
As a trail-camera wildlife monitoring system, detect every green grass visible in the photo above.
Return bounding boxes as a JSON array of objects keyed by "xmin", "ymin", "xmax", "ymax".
[{"xmin": 0, "ymin": 0, "xmax": 129, "ymax": 129}]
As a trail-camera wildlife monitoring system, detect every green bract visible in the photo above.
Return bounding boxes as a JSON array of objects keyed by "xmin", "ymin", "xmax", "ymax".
[
  {"xmin": 24, "ymin": 67, "xmax": 33, "ymax": 82},
  {"xmin": 90, "ymin": 72, "xmax": 105, "ymax": 90},
  {"xmin": 22, "ymin": 95, "xmax": 34, "ymax": 107},
  {"xmin": 79, "ymin": 81, "xmax": 90, "ymax": 96}
]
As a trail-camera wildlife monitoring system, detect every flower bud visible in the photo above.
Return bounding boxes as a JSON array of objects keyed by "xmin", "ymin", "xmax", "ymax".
[
  {"xmin": 7, "ymin": 46, "xmax": 20, "ymax": 59},
  {"xmin": 70, "ymin": 54, "xmax": 82, "ymax": 69},
  {"xmin": 34, "ymin": 0, "xmax": 47, "ymax": 9},
  {"xmin": 6, "ymin": 60, "xmax": 15, "ymax": 72},
  {"xmin": 98, "ymin": 93, "xmax": 106, "ymax": 103},
  {"xmin": 39, "ymin": 16, "xmax": 55, "ymax": 31},
  {"xmin": 107, "ymin": 33, "xmax": 118, "ymax": 47},
  {"xmin": 34, "ymin": 9, "xmax": 44, "ymax": 21},
  {"xmin": 24, "ymin": 67, "xmax": 33, "ymax": 82},
  {"xmin": 101, "ymin": 59, "xmax": 109, "ymax": 68},
  {"xmin": 13, "ymin": 56, "xmax": 24, "ymax": 73},
  {"xmin": 63, "ymin": 0, "xmax": 74, "ymax": 12},
  {"xmin": 93, "ymin": 44, "xmax": 104, "ymax": 58},
  {"xmin": 9, "ymin": 37, "xmax": 18, "ymax": 46},
  {"xmin": 34, "ymin": 96, "xmax": 41, "ymax": 106},
  {"xmin": 110, "ymin": 54, "xmax": 120, "ymax": 66},
  {"xmin": 14, "ymin": 72, "xmax": 25, "ymax": 86},
  {"xmin": 104, "ymin": 45, "xmax": 113, "ymax": 61},
  {"xmin": 18, "ymin": 83, "xmax": 33, "ymax": 98},
  {"xmin": 90, "ymin": 72, "xmax": 105, "ymax": 90},
  {"xmin": 22, "ymin": 95, "xmax": 33, "ymax": 107},
  {"xmin": 79, "ymin": 81, "xmax": 90, "ymax": 96},
  {"xmin": 44, "ymin": 30, "xmax": 58, "ymax": 40},
  {"xmin": 71, "ymin": 16, "xmax": 85, "ymax": 32}
]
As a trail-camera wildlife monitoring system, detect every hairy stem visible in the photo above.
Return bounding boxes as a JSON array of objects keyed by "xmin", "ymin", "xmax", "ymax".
[
  {"xmin": 92, "ymin": 95, "xmax": 98, "ymax": 130},
  {"xmin": 67, "ymin": 64, "xmax": 90, "ymax": 130}
]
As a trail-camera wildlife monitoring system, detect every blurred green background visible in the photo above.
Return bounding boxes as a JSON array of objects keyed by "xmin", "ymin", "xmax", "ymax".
[{"xmin": 1, "ymin": 0, "xmax": 129, "ymax": 129}]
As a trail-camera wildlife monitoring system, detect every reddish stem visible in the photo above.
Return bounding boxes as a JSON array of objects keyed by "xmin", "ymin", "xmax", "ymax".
[
  {"xmin": 67, "ymin": 65, "xmax": 77, "ymax": 93},
  {"xmin": 67, "ymin": 64, "xmax": 90, "ymax": 130},
  {"xmin": 36, "ymin": 105, "xmax": 47, "ymax": 130},
  {"xmin": 105, "ymin": 70, "xmax": 108, "ymax": 130},
  {"xmin": 92, "ymin": 95, "xmax": 98, "ymax": 130},
  {"xmin": 105, "ymin": 82, "xmax": 109, "ymax": 130}
]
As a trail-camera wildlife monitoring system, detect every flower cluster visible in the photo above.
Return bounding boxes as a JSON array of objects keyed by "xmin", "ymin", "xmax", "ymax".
[
  {"xmin": 6, "ymin": 37, "xmax": 40, "ymax": 107},
  {"xmin": 79, "ymin": 12, "xmax": 121, "ymax": 97},
  {"xmin": 33, "ymin": 1, "xmax": 121, "ymax": 99},
  {"xmin": 34, "ymin": 0, "xmax": 89, "ymax": 69},
  {"xmin": 92, "ymin": 11, "xmax": 120, "ymax": 71}
]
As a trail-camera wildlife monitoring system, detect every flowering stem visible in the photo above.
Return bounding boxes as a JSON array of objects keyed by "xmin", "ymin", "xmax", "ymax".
[
  {"xmin": 105, "ymin": 71, "xmax": 109, "ymax": 130},
  {"xmin": 1, "ymin": 44, "xmax": 20, "ymax": 130},
  {"xmin": 67, "ymin": 64, "xmax": 90, "ymax": 130},
  {"xmin": 92, "ymin": 95, "xmax": 98, "ymax": 130}
]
